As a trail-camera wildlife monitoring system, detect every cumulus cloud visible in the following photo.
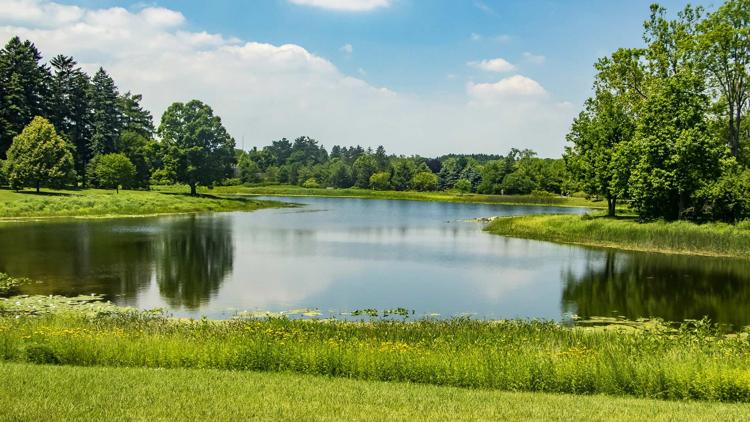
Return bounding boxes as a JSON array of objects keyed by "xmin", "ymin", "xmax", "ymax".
[
  {"xmin": 467, "ymin": 75, "xmax": 547, "ymax": 103},
  {"xmin": 522, "ymin": 52, "xmax": 545, "ymax": 64},
  {"xmin": 0, "ymin": 0, "xmax": 575, "ymax": 156},
  {"xmin": 288, "ymin": 0, "xmax": 391, "ymax": 12},
  {"xmin": 467, "ymin": 57, "xmax": 515, "ymax": 73}
]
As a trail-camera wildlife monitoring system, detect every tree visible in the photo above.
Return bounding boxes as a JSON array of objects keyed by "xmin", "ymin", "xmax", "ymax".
[
  {"xmin": 454, "ymin": 179, "xmax": 471, "ymax": 193},
  {"xmin": 352, "ymin": 154, "xmax": 377, "ymax": 188},
  {"xmin": 238, "ymin": 154, "xmax": 261, "ymax": 183},
  {"xmin": 158, "ymin": 100, "xmax": 236, "ymax": 195},
  {"xmin": 88, "ymin": 68, "xmax": 121, "ymax": 156},
  {"xmin": 92, "ymin": 153, "xmax": 135, "ymax": 192},
  {"xmin": 117, "ymin": 130, "xmax": 155, "ymax": 189},
  {"xmin": 0, "ymin": 37, "xmax": 51, "ymax": 159},
  {"xmin": 369, "ymin": 171, "xmax": 390, "ymax": 190},
  {"xmin": 390, "ymin": 159, "xmax": 416, "ymax": 191},
  {"xmin": 49, "ymin": 55, "xmax": 92, "ymax": 184},
  {"xmin": 565, "ymin": 90, "xmax": 635, "ymax": 216},
  {"xmin": 698, "ymin": 0, "xmax": 750, "ymax": 159},
  {"xmin": 5, "ymin": 116, "xmax": 74, "ymax": 192},
  {"xmin": 328, "ymin": 159, "xmax": 352, "ymax": 188},
  {"xmin": 411, "ymin": 171, "xmax": 438, "ymax": 191},
  {"xmin": 118, "ymin": 92, "xmax": 154, "ymax": 138}
]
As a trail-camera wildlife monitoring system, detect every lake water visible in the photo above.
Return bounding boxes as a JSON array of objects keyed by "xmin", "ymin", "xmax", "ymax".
[{"xmin": 2, "ymin": 196, "xmax": 750, "ymax": 327}]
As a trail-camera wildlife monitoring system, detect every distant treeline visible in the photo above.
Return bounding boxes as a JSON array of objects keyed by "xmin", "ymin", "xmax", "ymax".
[{"xmin": 0, "ymin": 35, "xmax": 575, "ymax": 197}]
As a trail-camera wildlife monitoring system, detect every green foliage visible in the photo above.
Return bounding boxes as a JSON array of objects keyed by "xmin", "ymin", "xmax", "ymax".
[
  {"xmin": 454, "ymin": 178, "xmax": 471, "ymax": 193},
  {"xmin": 302, "ymin": 177, "xmax": 320, "ymax": 188},
  {"xmin": 410, "ymin": 171, "xmax": 438, "ymax": 191},
  {"xmin": 352, "ymin": 154, "xmax": 377, "ymax": 188},
  {"xmin": 91, "ymin": 153, "xmax": 135, "ymax": 192},
  {"xmin": 237, "ymin": 154, "xmax": 261, "ymax": 183},
  {"xmin": 692, "ymin": 167, "xmax": 750, "ymax": 223},
  {"xmin": 88, "ymin": 68, "xmax": 121, "ymax": 156},
  {"xmin": 0, "ymin": 273, "xmax": 29, "ymax": 296},
  {"xmin": 5, "ymin": 116, "xmax": 75, "ymax": 192},
  {"xmin": 2, "ymin": 313, "xmax": 750, "ymax": 403},
  {"xmin": 158, "ymin": 100, "xmax": 236, "ymax": 195},
  {"xmin": 368, "ymin": 171, "xmax": 390, "ymax": 190}
]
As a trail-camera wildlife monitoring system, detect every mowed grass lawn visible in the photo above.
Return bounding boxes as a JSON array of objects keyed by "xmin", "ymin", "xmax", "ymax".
[
  {"xmin": 486, "ymin": 214, "xmax": 750, "ymax": 258},
  {"xmin": 2, "ymin": 363, "xmax": 749, "ymax": 421},
  {"xmin": 0, "ymin": 187, "xmax": 283, "ymax": 219}
]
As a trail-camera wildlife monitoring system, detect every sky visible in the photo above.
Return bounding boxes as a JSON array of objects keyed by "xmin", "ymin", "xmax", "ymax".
[{"xmin": 0, "ymin": 0, "xmax": 700, "ymax": 157}]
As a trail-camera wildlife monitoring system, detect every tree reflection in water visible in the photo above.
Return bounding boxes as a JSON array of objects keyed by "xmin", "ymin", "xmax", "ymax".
[{"xmin": 562, "ymin": 250, "xmax": 750, "ymax": 328}]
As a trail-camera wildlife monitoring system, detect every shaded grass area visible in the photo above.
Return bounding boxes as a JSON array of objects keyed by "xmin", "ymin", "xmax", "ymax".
[
  {"xmin": 206, "ymin": 184, "xmax": 603, "ymax": 208},
  {"xmin": 2, "ymin": 363, "xmax": 749, "ymax": 421},
  {"xmin": 0, "ymin": 188, "xmax": 283, "ymax": 219},
  {"xmin": 485, "ymin": 214, "xmax": 750, "ymax": 258},
  {"xmin": 2, "ymin": 314, "xmax": 749, "ymax": 402}
]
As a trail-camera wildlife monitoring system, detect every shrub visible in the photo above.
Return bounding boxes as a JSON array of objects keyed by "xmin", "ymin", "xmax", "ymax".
[
  {"xmin": 302, "ymin": 178, "xmax": 320, "ymax": 188},
  {"xmin": 454, "ymin": 179, "xmax": 472, "ymax": 194},
  {"xmin": 410, "ymin": 171, "xmax": 438, "ymax": 192},
  {"xmin": 369, "ymin": 172, "xmax": 391, "ymax": 190},
  {"xmin": 90, "ymin": 153, "xmax": 136, "ymax": 192},
  {"xmin": 691, "ymin": 168, "xmax": 750, "ymax": 223}
]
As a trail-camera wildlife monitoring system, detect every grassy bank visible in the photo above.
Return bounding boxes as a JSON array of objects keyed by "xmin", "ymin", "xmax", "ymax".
[
  {"xmin": 210, "ymin": 184, "xmax": 602, "ymax": 208},
  {"xmin": 486, "ymin": 214, "xmax": 750, "ymax": 258},
  {"xmin": 1, "ymin": 311, "xmax": 749, "ymax": 402},
  {"xmin": 2, "ymin": 363, "xmax": 749, "ymax": 421},
  {"xmin": 0, "ymin": 188, "xmax": 283, "ymax": 220}
]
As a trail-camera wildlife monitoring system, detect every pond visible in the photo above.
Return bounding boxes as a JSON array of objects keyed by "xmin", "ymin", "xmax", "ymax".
[{"xmin": 2, "ymin": 196, "xmax": 750, "ymax": 327}]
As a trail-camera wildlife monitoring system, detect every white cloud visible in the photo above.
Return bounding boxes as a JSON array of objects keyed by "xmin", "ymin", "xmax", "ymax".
[
  {"xmin": 522, "ymin": 52, "xmax": 545, "ymax": 64},
  {"xmin": 467, "ymin": 57, "xmax": 515, "ymax": 73},
  {"xmin": 0, "ymin": 0, "xmax": 575, "ymax": 157},
  {"xmin": 467, "ymin": 75, "xmax": 547, "ymax": 103},
  {"xmin": 473, "ymin": 1, "xmax": 498, "ymax": 16},
  {"xmin": 339, "ymin": 43, "xmax": 353, "ymax": 54},
  {"xmin": 470, "ymin": 32, "xmax": 482, "ymax": 41},
  {"xmin": 288, "ymin": 0, "xmax": 391, "ymax": 12}
]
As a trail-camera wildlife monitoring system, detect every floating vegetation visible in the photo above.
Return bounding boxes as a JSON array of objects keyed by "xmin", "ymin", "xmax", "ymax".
[{"xmin": 0, "ymin": 273, "xmax": 31, "ymax": 297}]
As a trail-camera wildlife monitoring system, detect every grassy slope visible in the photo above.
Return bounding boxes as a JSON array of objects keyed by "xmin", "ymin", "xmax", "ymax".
[
  {"xmin": 0, "ymin": 188, "xmax": 282, "ymax": 219},
  {"xmin": 209, "ymin": 184, "xmax": 602, "ymax": 208},
  {"xmin": 486, "ymin": 214, "xmax": 750, "ymax": 258},
  {"xmin": 1, "ymin": 363, "xmax": 749, "ymax": 421}
]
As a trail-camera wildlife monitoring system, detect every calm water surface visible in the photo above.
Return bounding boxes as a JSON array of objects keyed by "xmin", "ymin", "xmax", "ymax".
[{"xmin": 2, "ymin": 196, "xmax": 750, "ymax": 326}]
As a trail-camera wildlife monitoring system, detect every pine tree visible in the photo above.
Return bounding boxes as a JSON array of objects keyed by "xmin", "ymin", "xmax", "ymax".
[
  {"xmin": 88, "ymin": 67, "xmax": 121, "ymax": 156},
  {"xmin": 0, "ymin": 37, "xmax": 51, "ymax": 158}
]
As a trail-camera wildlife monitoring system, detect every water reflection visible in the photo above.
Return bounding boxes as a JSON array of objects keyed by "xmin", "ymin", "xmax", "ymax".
[
  {"xmin": 562, "ymin": 250, "xmax": 750, "ymax": 328},
  {"xmin": 155, "ymin": 216, "xmax": 233, "ymax": 310},
  {"xmin": 0, "ymin": 215, "xmax": 233, "ymax": 310},
  {"xmin": 1, "ymin": 196, "xmax": 749, "ymax": 324}
]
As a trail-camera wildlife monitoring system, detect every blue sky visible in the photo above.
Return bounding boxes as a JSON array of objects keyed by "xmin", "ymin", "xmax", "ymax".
[{"xmin": 3, "ymin": 0, "xmax": 697, "ymax": 156}]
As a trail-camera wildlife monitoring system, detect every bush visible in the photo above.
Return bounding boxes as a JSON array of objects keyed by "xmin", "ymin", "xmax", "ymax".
[
  {"xmin": 410, "ymin": 171, "xmax": 438, "ymax": 192},
  {"xmin": 302, "ymin": 178, "xmax": 320, "ymax": 188},
  {"xmin": 0, "ymin": 160, "xmax": 7, "ymax": 187},
  {"xmin": 90, "ymin": 153, "xmax": 136, "ymax": 192},
  {"xmin": 691, "ymin": 168, "xmax": 750, "ymax": 223},
  {"xmin": 454, "ymin": 179, "xmax": 472, "ymax": 194},
  {"xmin": 369, "ymin": 172, "xmax": 391, "ymax": 190}
]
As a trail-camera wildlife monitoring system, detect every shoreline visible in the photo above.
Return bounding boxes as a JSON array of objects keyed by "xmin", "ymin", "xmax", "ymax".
[{"xmin": 485, "ymin": 214, "xmax": 750, "ymax": 259}]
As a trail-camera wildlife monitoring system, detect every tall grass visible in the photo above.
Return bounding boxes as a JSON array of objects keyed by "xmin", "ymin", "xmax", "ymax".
[
  {"xmin": 486, "ymin": 214, "xmax": 750, "ymax": 258},
  {"xmin": 2, "ymin": 314, "xmax": 750, "ymax": 402},
  {"xmin": 208, "ymin": 184, "xmax": 602, "ymax": 208},
  {"xmin": 0, "ymin": 188, "xmax": 283, "ymax": 219}
]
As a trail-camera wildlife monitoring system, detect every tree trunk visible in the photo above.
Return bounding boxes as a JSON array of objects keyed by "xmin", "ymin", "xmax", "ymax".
[
  {"xmin": 36, "ymin": 180, "xmax": 40, "ymax": 193},
  {"xmin": 607, "ymin": 196, "xmax": 616, "ymax": 217},
  {"xmin": 190, "ymin": 183, "xmax": 197, "ymax": 196}
]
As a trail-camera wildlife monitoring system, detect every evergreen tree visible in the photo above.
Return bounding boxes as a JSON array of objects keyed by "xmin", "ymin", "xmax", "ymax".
[
  {"xmin": 88, "ymin": 67, "xmax": 121, "ymax": 156},
  {"xmin": 0, "ymin": 37, "xmax": 51, "ymax": 158}
]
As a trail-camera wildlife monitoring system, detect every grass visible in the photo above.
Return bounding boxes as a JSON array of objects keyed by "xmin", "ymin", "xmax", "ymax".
[
  {"xmin": 485, "ymin": 214, "xmax": 750, "ymax": 258},
  {"xmin": 1, "ymin": 310, "xmax": 750, "ymax": 403},
  {"xmin": 2, "ymin": 363, "xmax": 750, "ymax": 421},
  {"xmin": 208, "ymin": 184, "xmax": 603, "ymax": 208},
  {"xmin": 0, "ymin": 187, "xmax": 283, "ymax": 220}
]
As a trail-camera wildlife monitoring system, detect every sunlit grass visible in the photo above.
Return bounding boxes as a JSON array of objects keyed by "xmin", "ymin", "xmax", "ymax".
[
  {"xmin": 0, "ymin": 187, "xmax": 283, "ymax": 219},
  {"xmin": 1, "ymin": 312, "xmax": 749, "ymax": 402},
  {"xmin": 486, "ymin": 214, "xmax": 750, "ymax": 258},
  {"xmin": 2, "ymin": 363, "xmax": 749, "ymax": 421}
]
